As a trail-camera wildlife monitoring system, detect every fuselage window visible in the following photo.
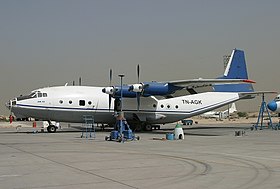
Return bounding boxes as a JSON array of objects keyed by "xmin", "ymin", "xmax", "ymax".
[
  {"xmin": 43, "ymin": 93, "xmax": 47, "ymax": 97},
  {"xmin": 69, "ymin": 100, "xmax": 72, "ymax": 104},
  {"xmin": 79, "ymin": 100, "xmax": 85, "ymax": 106},
  {"xmin": 59, "ymin": 100, "xmax": 63, "ymax": 104},
  {"xmin": 88, "ymin": 101, "xmax": 92, "ymax": 105},
  {"xmin": 167, "ymin": 105, "xmax": 170, "ymax": 109},
  {"xmin": 175, "ymin": 105, "xmax": 179, "ymax": 109},
  {"xmin": 38, "ymin": 93, "xmax": 42, "ymax": 98},
  {"xmin": 153, "ymin": 104, "xmax": 156, "ymax": 108},
  {"xmin": 161, "ymin": 104, "xmax": 164, "ymax": 108}
]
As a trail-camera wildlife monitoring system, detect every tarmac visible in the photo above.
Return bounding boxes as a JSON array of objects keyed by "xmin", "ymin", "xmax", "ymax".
[{"xmin": 0, "ymin": 121, "xmax": 280, "ymax": 189}]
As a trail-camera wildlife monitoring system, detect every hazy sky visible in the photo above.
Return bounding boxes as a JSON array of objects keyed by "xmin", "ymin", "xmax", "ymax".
[{"xmin": 1, "ymin": 0, "xmax": 280, "ymax": 115}]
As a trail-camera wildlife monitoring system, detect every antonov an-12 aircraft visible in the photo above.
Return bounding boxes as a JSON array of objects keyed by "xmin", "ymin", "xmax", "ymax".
[{"xmin": 6, "ymin": 49, "xmax": 257, "ymax": 133}]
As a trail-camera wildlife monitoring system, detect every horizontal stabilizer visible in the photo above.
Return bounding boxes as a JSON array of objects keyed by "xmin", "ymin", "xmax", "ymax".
[{"xmin": 238, "ymin": 91, "xmax": 277, "ymax": 99}]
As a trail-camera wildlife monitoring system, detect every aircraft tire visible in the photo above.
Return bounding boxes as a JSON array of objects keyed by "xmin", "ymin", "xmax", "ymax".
[
  {"xmin": 145, "ymin": 124, "xmax": 152, "ymax": 131},
  {"xmin": 47, "ymin": 125, "xmax": 57, "ymax": 133}
]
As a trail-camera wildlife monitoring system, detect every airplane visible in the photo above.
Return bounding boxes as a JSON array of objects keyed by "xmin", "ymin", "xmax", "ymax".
[
  {"xmin": 6, "ymin": 49, "xmax": 257, "ymax": 133},
  {"xmin": 267, "ymin": 94, "xmax": 280, "ymax": 116},
  {"xmin": 200, "ymin": 103, "xmax": 237, "ymax": 119}
]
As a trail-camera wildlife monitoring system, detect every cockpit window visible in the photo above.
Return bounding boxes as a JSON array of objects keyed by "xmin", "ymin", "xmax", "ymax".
[
  {"xmin": 16, "ymin": 91, "xmax": 49, "ymax": 101},
  {"xmin": 17, "ymin": 92, "xmax": 37, "ymax": 101},
  {"xmin": 29, "ymin": 92, "xmax": 37, "ymax": 98},
  {"xmin": 275, "ymin": 96, "xmax": 280, "ymax": 102}
]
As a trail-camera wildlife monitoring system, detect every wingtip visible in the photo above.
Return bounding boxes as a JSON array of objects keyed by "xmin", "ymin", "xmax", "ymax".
[{"xmin": 243, "ymin": 79, "xmax": 256, "ymax": 83}]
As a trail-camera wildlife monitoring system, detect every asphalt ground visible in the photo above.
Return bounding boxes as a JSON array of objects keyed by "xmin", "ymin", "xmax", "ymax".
[{"xmin": 0, "ymin": 121, "xmax": 280, "ymax": 189}]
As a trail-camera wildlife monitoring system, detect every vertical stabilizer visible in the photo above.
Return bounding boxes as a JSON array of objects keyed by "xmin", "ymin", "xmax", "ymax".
[
  {"xmin": 214, "ymin": 49, "xmax": 254, "ymax": 92},
  {"xmin": 222, "ymin": 49, "xmax": 248, "ymax": 79},
  {"xmin": 229, "ymin": 103, "xmax": 237, "ymax": 113}
]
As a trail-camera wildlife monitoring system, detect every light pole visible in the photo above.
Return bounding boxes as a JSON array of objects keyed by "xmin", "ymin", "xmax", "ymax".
[{"xmin": 118, "ymin": 74, "xmax": 125, "ymax": 112}]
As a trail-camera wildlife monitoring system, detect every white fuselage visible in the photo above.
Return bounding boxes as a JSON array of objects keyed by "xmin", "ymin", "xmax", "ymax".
[{"xmin": 9, "ymin": 86, "xmax": 243, "ymax": 125}]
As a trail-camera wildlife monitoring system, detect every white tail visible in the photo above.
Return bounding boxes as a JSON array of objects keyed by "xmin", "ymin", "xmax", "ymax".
[{"xmin": 229, "ymin": 103, "xmax": 237, "ymax": 113}]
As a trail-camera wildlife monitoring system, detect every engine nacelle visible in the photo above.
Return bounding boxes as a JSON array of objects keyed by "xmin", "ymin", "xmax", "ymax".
[
  {"xmin": 267, "ymin": 95, "xmax": 280, "ymax": 113},
  {"xmin": 127, "ymin": 82, "xmax": 182, "ymax": 97},
  {"xmin": 267, "ymin": 100, "xmax": 280, "ymax": 113},
  {"xmin": 129, "ymin": 83, "xmax": 144, "ymax": 93},
  {"xmin": 103, "ymin": 86, "xmax": 137, "ymax": 98},
  {"xmin": 102, "ymin": 87, "xmax": 116, "ymax": 95},
  {"xmin": 102, "ymin": 82, "xmax": 182, "ymax": 98},
  {"xmin": 127, "ymin": 82, "xmax": 171, "ymax": 96}
]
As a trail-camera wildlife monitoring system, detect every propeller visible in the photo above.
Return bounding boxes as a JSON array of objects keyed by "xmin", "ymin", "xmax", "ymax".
[
  {"xmin": 136, "ymin": 64, "xmax": 141, "ymax": 111},
  {"xmin": 128, "ymin": 64, "xmax": 149, "ymax": 111},
  {"xmin": 108, "ymin": 69, "xmax": 113, "ymax": 111},
  {"xmin": 137, "ymin": 64, "xmax": 140, "ymax": 83}
]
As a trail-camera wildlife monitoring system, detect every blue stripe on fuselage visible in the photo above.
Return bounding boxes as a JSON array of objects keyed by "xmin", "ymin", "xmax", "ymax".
[{"xmin": 15, "ymin": 96, "xmax": 238, "ymax": 115}]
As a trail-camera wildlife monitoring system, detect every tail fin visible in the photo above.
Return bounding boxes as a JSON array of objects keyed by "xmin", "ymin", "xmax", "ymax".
[
  {"xmin": 229, "ymin": 103, "xmax": 237, "ymax": 113},
  {"xmin": 214, "ymin": 49, "xmax": 254, "ymax": 92},
  {"xmin": 222, "ymin": 49, "xmax": 248, "ymax": 79}
]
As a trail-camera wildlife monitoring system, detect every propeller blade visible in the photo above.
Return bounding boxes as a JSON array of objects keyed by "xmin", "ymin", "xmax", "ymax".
[
  {"xmin": 137, "ymin": 93, "xmax": 140, "ymax": 111},
  {"xmin": 109, "ymin": 69, "xmax": 112, "ymax": 86},
  {"xmin": 137, "ymin": 64, "xmax": 141, "ymax": 111},
  {"xmin": 109, "ymin": 94, "xmax": 112, "ymax": 112},
  {"xmin": 109, "ymin": 69, "xmax": 113, "ymax": 111},
  {"xmin": 137, "ymin": 64, "xmax": 140, "ymax": 83}
]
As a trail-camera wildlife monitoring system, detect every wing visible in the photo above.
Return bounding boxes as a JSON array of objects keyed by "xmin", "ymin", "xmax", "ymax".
[
  {"xmin": 158, "ymin": 79, "xmax": 255, "ymax": 98},
  {"xmin": 167, "ymin": 78, "xmax": 255, "ymax": 87},
  {"xmin": 105, "ymin": 78, "xmax": 256, "ymax": 99}
]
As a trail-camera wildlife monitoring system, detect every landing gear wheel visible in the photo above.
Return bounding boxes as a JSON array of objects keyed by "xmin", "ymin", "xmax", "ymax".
[
  {"xmin": 145, "ymin": 124, "xmax": 152, "ymax": 131},
  {"xmin": 47, "ymin": 125, "xmax": 57, "ymax": 133}
]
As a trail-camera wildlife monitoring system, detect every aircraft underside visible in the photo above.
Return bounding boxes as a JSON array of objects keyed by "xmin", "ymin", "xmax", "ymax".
[{"xmin": 11, "ymin": 105, "xmax": 191, "ymax": 131}]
